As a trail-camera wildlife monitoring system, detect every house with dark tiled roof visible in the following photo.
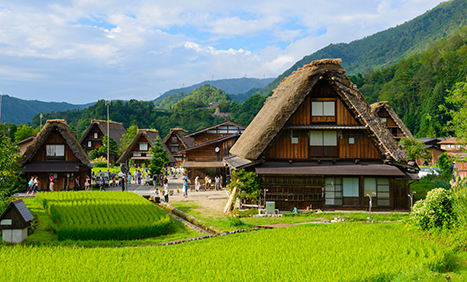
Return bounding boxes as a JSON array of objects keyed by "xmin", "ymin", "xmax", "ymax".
[{"xmin": 163, "ymin": 128, "xmax": 194, "ymax": 166}]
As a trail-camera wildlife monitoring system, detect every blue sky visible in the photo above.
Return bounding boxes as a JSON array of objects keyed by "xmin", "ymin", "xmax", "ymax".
[{"xmin": 0, "ymin": 0, "xmax": 446, "ymax": 104}]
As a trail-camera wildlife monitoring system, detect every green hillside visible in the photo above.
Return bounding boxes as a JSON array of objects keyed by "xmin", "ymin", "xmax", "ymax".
[
  {"xmin": 258, "ymin": 0, "xmax": 467, "ymax": 96},
  {"xmin": 155, "ymin": 77, "xmax": 274, "ymax": 101},
  {"xmin": 0, "ymin": 95, "xmax": 92, "ymax": 125},
  {"xmin": 352, "ymin": 25, "xmax": 467, "ymax": 137}
]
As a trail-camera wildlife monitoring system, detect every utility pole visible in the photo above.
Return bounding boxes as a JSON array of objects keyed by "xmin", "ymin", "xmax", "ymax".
[{"xmin": 105, "ymin": 100, "xmax": 111, "ymax": 173}]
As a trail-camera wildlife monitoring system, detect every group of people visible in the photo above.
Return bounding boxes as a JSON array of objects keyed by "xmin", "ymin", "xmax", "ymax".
[
  {"xmin": 152, "ymin": 176, "xmax": 170, "ymax": 202},
  {"xmin": 193, "ymin": 174, "xmax": 223, "ymax": 191},
  {"xmin": 26, "ymin": 176, "xmax": 40, "ymax": 195}
]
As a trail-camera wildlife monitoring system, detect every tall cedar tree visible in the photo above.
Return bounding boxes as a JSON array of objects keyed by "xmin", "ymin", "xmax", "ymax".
[
  {"xmin": 98, "ymin": 135, "xmax": 119, "ymax": 158},
  {"xmin": 149, "ymin": 139, "xmax": 169, "ymax": 176}
]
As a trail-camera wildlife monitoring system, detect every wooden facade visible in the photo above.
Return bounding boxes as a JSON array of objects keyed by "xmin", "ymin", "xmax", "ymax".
[
  {"xmin": 229, "ymin": 60, "xmax": 414, "ymax": 211},
  {"xmin": 183, "ymin": 120, "xmax": 245, "ymax": 182},
  {"xmin": 163, "ymin": 129, "xmax": 194, "ymax": 166},
  {"xmin": 376, "ymin": 108, "xmax": 405, "ymax": 139},
  {"xmin": 20, "ymin": 120, "xmax": 92, "ymax": 191}
]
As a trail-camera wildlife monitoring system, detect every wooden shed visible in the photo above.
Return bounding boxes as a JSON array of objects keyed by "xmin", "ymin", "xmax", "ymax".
[
  {"xmin": 228, "ymin": 59, "xmax": 418, "ymax": 211},
  {"xmin": 371, "ymin": 101, "xmax": 414, "ymax": 141},
  {"xmin": 0, "ymin": 199, "xmax": 34, "ymax": 243}
]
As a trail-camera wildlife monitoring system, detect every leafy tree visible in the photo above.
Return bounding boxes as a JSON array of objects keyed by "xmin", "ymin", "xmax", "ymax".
[
  {"xmin": 88, "ymin": 149, "xmax": 100, "ymax": 161},
  {"xmin": 399, "ymin": 138, "xmax": 432, "ymax": 163},
  {"xmin": 14, "ymin": 124, "xmax": 36, "ymax": 142},
  {"xmin": 228, "ymin": 169, "xmax": 261, "ymax": 201},
  {"xmin": 149, "ymin": 139, "xmax": 169, "ymax": 176},
  {"xmin": 436, "ymin": 152, "xmax": 454, "ymax": 180},
  {"xmin": 443, "ymin": 81, "xmax": 467, "ymax": 138},
  {"xmin": 98, "ymin": 135, "xmax": 118, "ymax": 158},
  {"xmin": 119, "ymin": 124, "xmax": 138, "ymax": 156},
  {"xmin": 0, "ymin": 136, "xmax": 24, "ymax": 211}
]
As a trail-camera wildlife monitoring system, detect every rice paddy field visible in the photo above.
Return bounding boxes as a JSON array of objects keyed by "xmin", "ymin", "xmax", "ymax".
[
  {"xmin": 0, "ymin": 223, "xmax": 456, "ymax": 281},
  {"xmin": 34, "ymin": 192, "xmax": 171, "ymax": 240}
]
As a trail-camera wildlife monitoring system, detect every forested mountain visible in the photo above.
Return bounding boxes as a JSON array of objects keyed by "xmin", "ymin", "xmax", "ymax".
[
  {"xmin": 29, "ymin": 85, "xmax": 266, "ymax": 139},
  {"xmin": 154, "ymin": 77, "xmax": 274, "ymax": 102},
  {"xmin": 0, "ymin": 95, "xmax": 93, "ymax": 125},
  {"xmin": 258, "ymin": 0, "xmax": 467, "ymax": 96},
  {"xmin": 350, "ymin": 25, "xmax": 467, "ymax": 138}
]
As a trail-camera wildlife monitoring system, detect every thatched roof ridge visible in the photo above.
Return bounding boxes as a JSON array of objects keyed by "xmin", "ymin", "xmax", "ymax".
[
  {"xmin": 371, "ymin": 101, "xmax": 414, "ymax": 139},
  {"xmin": 19, "ymin": 119, "xmax": 91, "ymax": 167},
  {"xmin": 162, "ymin": 128, "xmax": 194, "ymax": 149},
  {"xmin": 230, "ymin": 58, "xmax": 408, "ymax": 161},
  {"xmin": 78, "ymin": 119, "xmax": 127, "ymax": 147},
  {"xmin": 117, "ymin": 129, "xmax": 175, "ymax": 164}
]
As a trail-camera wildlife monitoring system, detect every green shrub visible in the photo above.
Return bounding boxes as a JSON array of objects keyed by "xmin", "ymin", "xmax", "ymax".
[
  {"xmin": 450, "ymin": 177, "xmax": 467, "ymax": 227},
  {"xmin": 410, "ymin": 188, "xmax": 456, "ymax": 230},
  {"xmin": 228, "ymin": 169, "xmax": 261, "ymax": 201},
  {"xmin": 91, "ymin": 156, "xmax": 107, "ymax": 168}
]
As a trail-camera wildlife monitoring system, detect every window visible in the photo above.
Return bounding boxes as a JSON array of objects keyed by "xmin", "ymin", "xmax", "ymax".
[
  {"xmin": 349, "ymin": 137, "xmax": 355, "ymax": 144},
  {"xmin": 343, "ymin": 178, "xmax": 359, "ymax": 197},
  {"xmin": 172, "ymin": 136, "xmax": 178, "ymax": 143},
  {"xmin": 312, "ymin": 101, "xmax": 335, "ymax": 116},
  {"xmin": 309, "ymin": 131, "xmax": 337, "ymax": 146},
  {"xmin": 46, "ymin": 145, "xmax": 65, "ymax": 157},
  {"xmin": 139, "ymin": 143, "xmax": 148, "ymax": 151},
  {"xmin": 325, "ymin": 178, "xmax": 342, "ymax": 205},
  {"xmin": 171, "ymin": 146, "xmax": 178, "ymax": 152},
  {"xmin": 364, "ymin": 178, "xmax": 390, "ymax": 206},
  {"xmin": 88, "ymin": 141, "xmax": 92, "ymax": 147},
  {"xmin": 380, "ymin": 117, "xmax": 387, "ymax": 123},
  {"xmin": 94, "ymin": 132, "xmax": 98, "ymax": 139},
  {"xmin": 133, "ymin": 152, "xmax": 141, "ymax": 157},
  {"xmin": 290, "ymin": 130, "xmax": 299, "ymax": 144}
]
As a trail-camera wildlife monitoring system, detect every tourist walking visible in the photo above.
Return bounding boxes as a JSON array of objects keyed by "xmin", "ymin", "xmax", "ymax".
[
  {"xmin": 163, "ymin": 178, "xmax": 169, "ymax": 202},
  {"xmin": 138, "ymin": 170, "xmax": 142, "ymax": 185},
  {"xmin": 133, "ymin": 170, "xmax": 138, "ymax": 184},
  {"xmin": 75, "ymin": 176, "xmax": 80, "ymax": 191},
  {"xmin": 99, "ymin": 176, "xmax": 105, "ymax": 191},
  {"xmin": 49, "ymin": 175, "xmax": 55, "ymax": 192},
  {"xmin": 215, "ymin": 175, "xmax": 220, "ymax": 191},
  {"xmin": 26, "ymin": 176, "xmax": 34, "ymax": 194},
  {"xmin": 85, "ymin": 175, "xmax": 90, "ymax": 191},
  {"xmin": 121, "ymin": 175, "xmax": 126, "ymax": 192},
  {"xmin": 195, "ymin": 176, "xmax": 200, "ymax": 192},
  {"xmin": 127, "ymin": 172, "xmax": 132, "ymax": 185},
  {"xmin": 182, "ymin": 174, "xmax": 190, "ymax": 197},
  {"xmin": 145, "ymin": 172, "xmax": 150, "ymax": 186},
  {"xmin": 32, "ymin": 176, "xmax": 39, "ymax": 196}
]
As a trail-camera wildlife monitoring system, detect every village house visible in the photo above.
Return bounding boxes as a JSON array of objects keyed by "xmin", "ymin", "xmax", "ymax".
[
  {"xmin": 228, "ymin": 59, "xmax": 417, "ymax": 211},
  {"xmin": 78, "ymin": 120, "xmax": 127, "ymax": 162},
  {"xmin": 163, "ymin": 128, "xmax": 194, "ymax": 166},
  {"xmin": 371, "ymin": 101, "xmax": 414, "ymax": 141},
  {"xmin": 181, "ymin": 119, "xmax": 245, "ymax": 183},
  {"xmin": 437, "ymin": 137, "xmax": 467, "ymax": 176},
  {"xmin": 17, "ymin": 136, "xmax": 36, "ymax": 155},
  {"xmin": 117, "ymin": 129, "xmax": 175, "ymax": 169},
  {"xmin": 415, "ymin": 137, "xmax": 445, "ymax": 166},
  {"xmin": 19, "ymin": 119, "xmax": 92, "ymax": 191}
]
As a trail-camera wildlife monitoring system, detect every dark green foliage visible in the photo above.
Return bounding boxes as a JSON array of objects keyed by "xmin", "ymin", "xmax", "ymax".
[
  {"xmin": 14, "ymin": 124, "xmax": 36, "ymax": 142},
  {"xmin": 118, "ymin": 124, "xmax": 138, "ymax": 156},
  {"xmin": 258, "ymin": 0, "xmax": 467, "ymax": 97},
  {"xmin": 228, "ymin": 169, "xmax": 261, "ymax": 201},
  {"xmin": 400, "ymin": 138, "xmax": 431, "ymax": 162},
  {"xmin": 172, "ymin": 84, "xmax": 232, "ymax": 110},
  {"xmin": 0, "ymin": 135, "xmax": 25, "ymax": 207},
  {"xmin": 149, "ymin": 139, "xmax": 169, "ymax": 176},
  {"xmin": 436, "ymin": 152, "xmax": 454, "ymax": 180},
  {"xmin": 98, "ymin": 135, "xmax": 118, "ymax": 158},
  {"xmin": 88, "ymin": 149, "xmax": 99, "ymax": 161}
]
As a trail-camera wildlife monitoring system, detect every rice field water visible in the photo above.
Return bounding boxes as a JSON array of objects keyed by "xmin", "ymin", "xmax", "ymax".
[
  {"xmin": 34, "ymin": 191, "xmax": 171, "ymax": 240},
  {"xmin": 0, "ymin": 224, "xmax": 450, "ymax": 281}
]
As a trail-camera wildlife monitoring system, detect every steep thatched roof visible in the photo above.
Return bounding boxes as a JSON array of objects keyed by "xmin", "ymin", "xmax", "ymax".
[
  {"xmin": 230, "ymin": 58, "xmax": 408, "ymax": 161},
  {"xmin": 162, "ymin": 128, "xmax": 195, "ymax": 149},
  {"xmin": 117, "ymin": 129, "xmax": 176, "ymax": 164},
  {"xmin": 186, "ymin": 119, "xmax": 245, "ymax": 137},
  {"xmin": 19, "ymin": 119, "xmax": 91, "ymax": 167},
  {"xmin": 78, "ymin": 119, "xmax": 127, "ymax": 147},
  {"xmin": 371, "ymin": 101, "xmax": 414, "ymax": 139}
]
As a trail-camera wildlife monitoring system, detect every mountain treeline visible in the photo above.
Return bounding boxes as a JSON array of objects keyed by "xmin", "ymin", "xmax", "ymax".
[
  {"xmin": 258, "ymin": 0, "xmax": 467, "ymax": 97},
  {"xmin": 350, "ymin": 25, "xmax": 467, "ymax": 137},
  {"xmin": 29, "ymin": 85, "xmax": 266, "ymax": 139}
]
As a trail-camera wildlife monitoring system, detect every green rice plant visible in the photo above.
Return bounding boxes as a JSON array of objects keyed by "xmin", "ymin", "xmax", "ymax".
[
  {"xmin": 35, "ymin": 192, "xmax": 170, "ymax": 240},
  {"xmin": 0, "ymin": 224, "xmax": 453, "ymax": 281}
]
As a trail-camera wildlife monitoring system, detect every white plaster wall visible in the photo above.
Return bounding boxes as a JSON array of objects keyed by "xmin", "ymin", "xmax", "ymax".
[{"xmin": 2, "ymin": 228, "xmax": 27, "ymax": 243}]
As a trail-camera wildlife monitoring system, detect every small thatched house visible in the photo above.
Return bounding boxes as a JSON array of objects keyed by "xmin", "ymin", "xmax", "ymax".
[
  {"xmin": 117, "ymin": 129, "xmax": 175, "ymax": 168},
  {"xmin": 163, "ymin": 128, "xmax": 195, "ymax": 166},
  {"xmin": 228, "ymin": 59, "xmax": 416, "ymax": 211},
  {"xmin": 182, "ymin": 119, "xmax": 245, "ymax": 182},
  {"xmin": 19, "ymin": 119, "xmax": 92, "ymax": 191},
  {"xmin": 79, "ymin": 120, "xmax": 127, "ymax": 162},
  {"xmin": 371, "ymin": 101, "xmax": 414, "ymax": 140}
]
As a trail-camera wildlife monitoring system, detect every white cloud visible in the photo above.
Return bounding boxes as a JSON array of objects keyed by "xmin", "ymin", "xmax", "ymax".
[{"xmin": 0, "ymin": 0, "xmax": 447, "ymax": 104}]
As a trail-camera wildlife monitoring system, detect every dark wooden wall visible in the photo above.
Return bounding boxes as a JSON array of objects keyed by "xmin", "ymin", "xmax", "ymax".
[
  {"xmin": 31, "ymin": 132, "xmax": 78, "ymax": 162},
  {"xmin": 193, "ymin": 133, "xmax": 231, "ymax": 146},
  {"xmin": 81, "ymin": 124, "xmax": 103, "ymax": 152}
]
